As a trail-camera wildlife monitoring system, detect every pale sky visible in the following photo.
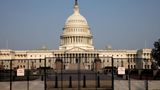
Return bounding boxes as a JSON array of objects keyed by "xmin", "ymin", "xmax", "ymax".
[{"xmin": 0, "ymin": 0, "xmax": 160, "ymax": 50}]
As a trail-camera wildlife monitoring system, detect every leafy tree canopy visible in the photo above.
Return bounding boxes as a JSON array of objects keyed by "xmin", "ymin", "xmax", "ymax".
[{"xmin": 151, "ymin": 39, "xmax": 160, "ymax": 69}]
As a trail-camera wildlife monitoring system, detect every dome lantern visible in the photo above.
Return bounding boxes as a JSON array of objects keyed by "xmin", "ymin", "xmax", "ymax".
[{"xmin": 74, "ymin": 0, "xmax": 79, "ymax": 14}]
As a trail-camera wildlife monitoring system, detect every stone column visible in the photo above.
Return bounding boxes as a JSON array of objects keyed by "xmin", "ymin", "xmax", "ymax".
[
  {"xmin": 76, "ymin": 37, "xmax": 78, "ymax": 43},
  {"xmin": 70, "ymin": 37, "xmax": 71, "ymax": 44},
  {"xmin": 64, "ymin": 37, "xmax": 66, "ymax": 44},
  {"xmin": 74, "ymin": 36, "xmax": 75, "ymax": 43},
  {"xmin": 85, "ymin": 37, "xmax": 86, "ymax": 44},
  {"xmin": 71, "ymin": 37, "xmax": 72, "ymax": 44},
  {"xmin": 66, "ymin": 37, "xmax": 68, "ymax": 44},
  {"xmin": 67, "ymin": 37, "xmax": 69, "ymax": 44},
  {"xmin": 89, "ymin": 38, "xmax": 91, "ymax": 45}
]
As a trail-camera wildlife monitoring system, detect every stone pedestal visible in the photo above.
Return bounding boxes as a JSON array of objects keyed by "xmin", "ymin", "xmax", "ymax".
[
  {"xmin": 55, "ymin": 58, "xmax": 63, "ymax": 71},
  {"xmin": 94, "ymin": 58, "xmax": 101, "ymax": 71}
]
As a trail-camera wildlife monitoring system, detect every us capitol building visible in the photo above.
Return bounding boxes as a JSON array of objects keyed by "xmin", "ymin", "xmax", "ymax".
[{"xmin": 0, "ymin": 0, "xmax": 152, "ymax": 71}]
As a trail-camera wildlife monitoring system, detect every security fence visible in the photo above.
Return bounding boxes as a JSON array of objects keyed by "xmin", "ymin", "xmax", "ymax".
[{"xmin": 0, "ymin": 57, "xmax": 160, "ymax": 90}]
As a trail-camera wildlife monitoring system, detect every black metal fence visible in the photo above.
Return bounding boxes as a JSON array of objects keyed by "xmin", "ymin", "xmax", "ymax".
[
  {"xmin": 45, "ymin": 57, "xmax": 113, "ymax": 90},
  {"xmin": 0, "ymin": 57, "xmax": 160, "ymax": 90}
]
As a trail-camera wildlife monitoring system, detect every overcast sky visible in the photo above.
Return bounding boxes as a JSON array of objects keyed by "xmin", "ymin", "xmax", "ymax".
[{"xmin": 0, "ymin": 0, "xmax": 160, "ymax": 50}]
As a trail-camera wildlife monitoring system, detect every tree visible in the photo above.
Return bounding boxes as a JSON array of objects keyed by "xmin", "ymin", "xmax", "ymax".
[{"xmin": 151, "ymin": 39, "xmax": 160, "ymax": 69}]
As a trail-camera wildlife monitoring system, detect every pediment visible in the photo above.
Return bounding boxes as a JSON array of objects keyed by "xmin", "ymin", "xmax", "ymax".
[{"xmin": 65, "ymin": 47, "xmax": 88, "ymax": 52}]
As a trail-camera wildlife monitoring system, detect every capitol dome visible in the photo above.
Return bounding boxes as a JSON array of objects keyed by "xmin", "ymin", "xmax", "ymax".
[
  {"xmin": 65, "ymin": 11, "xmax": 88, "ymax": 27},
  {"xmin": 64, "ymin": 0, "xmax": 88, "ymax": 28},
  {"xmin": 59, "ymin": 0, "xmax": 94, "ymax": 50}
]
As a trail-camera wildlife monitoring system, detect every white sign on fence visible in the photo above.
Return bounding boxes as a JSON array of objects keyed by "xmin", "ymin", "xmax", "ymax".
[
  {"xmin": 17, "ymin": 69, "xmax": 25, "ymax": 76},
  {"xmin": 118, "ymin": 67, "xmax": 125, "ymax": 75}
]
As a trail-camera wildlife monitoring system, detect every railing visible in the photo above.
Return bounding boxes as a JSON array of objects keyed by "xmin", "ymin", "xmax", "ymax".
[{"xmin": 0, "ymin": 57, "xmax": 159, "ymax": 90}]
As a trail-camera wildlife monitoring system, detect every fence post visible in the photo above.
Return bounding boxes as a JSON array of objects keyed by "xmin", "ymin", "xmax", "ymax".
[
  {"xmin": 77, "ymin": 58, "xmax": 80, "ymax": 90},
  {"xmin": 61, "ymin": 58, "xmax": 63, "ymax": 90},
  {"xmin": 27, "ymin": 60, "xmax": 29, "ymax": 90},
  {"xmin": 97, "ymin": 75, "xmax": 100, "ymax": 88},
  {"xmin": 10, "ymin": 60, "xmax": 12, "ymax": 90},
  {"xmin": 128, "ymin": 59, "xmax": 131, "ymax": 90},
  {"xmin": 55, "ymin": 75, "xmax": 58, "ymax": 88},
  {"xmin": 44, "ymin": 58, "xmax": 47, "ymax": 90},
  {"xmin": 145, "ymin": 80, "xmax": 148, "ymax": 90},
  {"xmin": 112, "ymin": 57, "xmax": 114, "ymax": 90},
  {"xmin": 69, "ymin": 76, "xmax": 72, "ymax": 88},
  {"xmin": 145, "ymin": 72, "xmax": 148, "ymax": 90},
  {"xmin": 83, "ymin": 75, "xmax": 86, "ymax": 88}
]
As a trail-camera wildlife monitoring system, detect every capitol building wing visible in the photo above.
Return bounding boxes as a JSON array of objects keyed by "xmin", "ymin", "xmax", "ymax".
[{"xmin": 0, "ymin": 0, "xmax": 152, "ymax": 71}]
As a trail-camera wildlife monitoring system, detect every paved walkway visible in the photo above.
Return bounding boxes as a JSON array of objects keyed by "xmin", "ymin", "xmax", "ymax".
[
  {"xmin": 1, "ymin": 80, "xmax": 160, "ymax": 90},
  {"xmin": 0, "ymin": 81, "xmax": 44, "ymax": 90}
]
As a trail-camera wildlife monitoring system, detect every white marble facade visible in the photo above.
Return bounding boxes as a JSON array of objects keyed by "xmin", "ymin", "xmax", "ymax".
[{"xmin": 0, "ymin": 0, "xmax": 152, "ymax": 70}]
